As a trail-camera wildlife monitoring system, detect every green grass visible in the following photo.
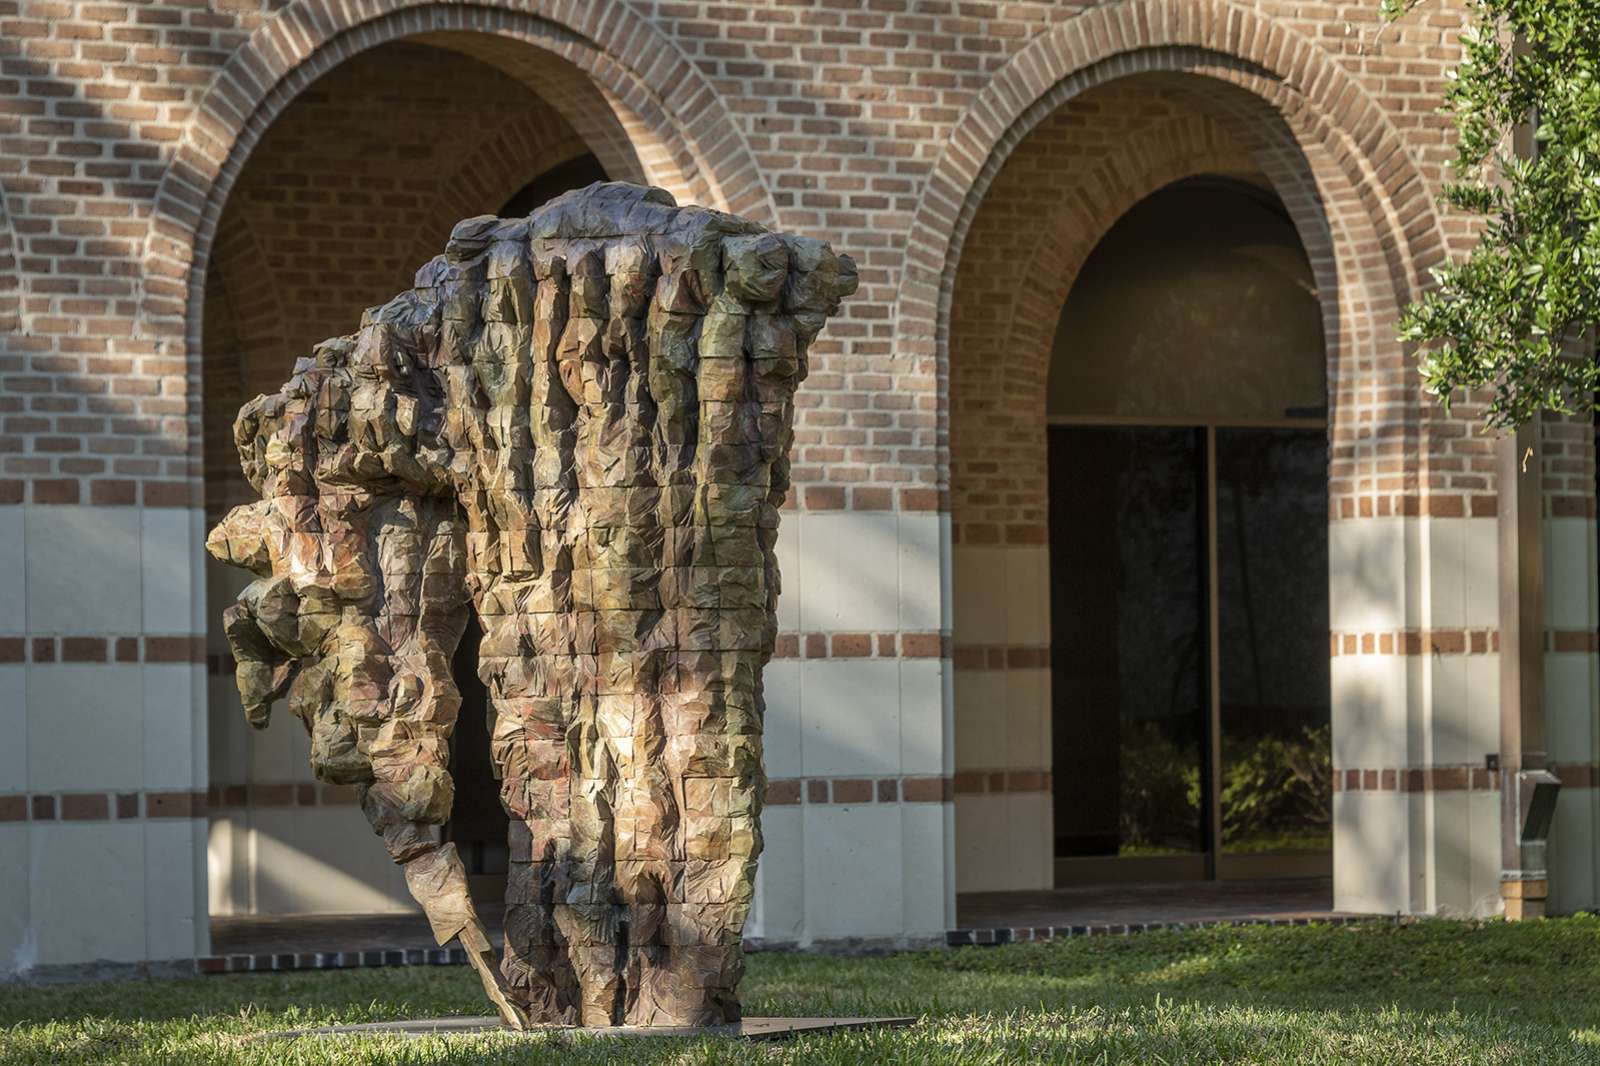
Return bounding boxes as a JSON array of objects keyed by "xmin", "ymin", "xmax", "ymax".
[{"xmin": 6, "ymin": 917, "xmax": 1600, "ymax": 1063}]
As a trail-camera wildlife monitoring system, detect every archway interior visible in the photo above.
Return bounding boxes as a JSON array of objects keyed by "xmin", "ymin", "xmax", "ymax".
[
  {"xmin": 1047, "ymin": 179, "xmax": 1331, "ymax": 883},
  {"xmin": 947, "ymin": 74, "xmax": 1335, "ymax": 897},
  {"xmin": 201, "ymin": 39, "xmax": 609, "ymax": 916}
]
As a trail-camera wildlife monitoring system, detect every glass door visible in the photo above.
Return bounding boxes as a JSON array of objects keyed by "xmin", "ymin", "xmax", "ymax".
[
  {"xmin": 1049, "ymin": 421, "xmax": 1330, "ymax": 884},
  {"xmin": 1214, "ymin": 427, "xmax": 1331, "ymax": 875}
]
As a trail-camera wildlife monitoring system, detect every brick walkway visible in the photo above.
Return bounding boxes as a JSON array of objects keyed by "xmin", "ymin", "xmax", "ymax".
[
  {"xmin": 950, "ymin": 876, "xmax": 1367, "ymax": 945},
  {"xmin": 202, "ymin": 878, "xmax": 1363, "ymax": 973}
]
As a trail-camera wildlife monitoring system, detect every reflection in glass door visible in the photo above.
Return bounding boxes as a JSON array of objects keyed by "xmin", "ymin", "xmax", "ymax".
[
  {"xmin": 1049, "ymin": 421, "xmax": 1330, "ymax": 882},
  {"xmin": 1215, "ymin": 428, "xmax": 1332, "ymax": 870}
]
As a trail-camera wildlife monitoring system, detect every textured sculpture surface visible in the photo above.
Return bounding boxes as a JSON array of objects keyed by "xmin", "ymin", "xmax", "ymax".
[{"xmin": 206, "ymin": 183, "xmax": 856, "ymax": 1028}]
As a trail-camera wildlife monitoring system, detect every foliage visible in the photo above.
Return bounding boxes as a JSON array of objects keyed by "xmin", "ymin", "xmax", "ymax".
[
  {"xmin": 1117, "ymin": 722, "xmax": 1331, "ymax": 852},
  {"xmin": 1219, "ymin": 725, "xmax": 1332, "ymax": 845},
  {"xmin": 8, "ymin": 919, "xmax": 1600, "ymax": 1063},
  {"xmin": 1380, "ymin": 0, "xmax": 1600, "ymax": 428},
  {"xmin": 1118, "ymin": 720, "xmax": 1202, "ymax": 851}
]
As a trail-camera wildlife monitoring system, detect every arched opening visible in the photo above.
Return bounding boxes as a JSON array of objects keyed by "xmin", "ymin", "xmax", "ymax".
[
  {"xmin": 947, "ymin": 71, "xmax": 1344, "ymax": 904},
  {"xmin": 1047, "ymin": 178, "xmax": 1330, "ymax": 884},
  {"xmin": 202, "ymin": 38, "xmax": 615, "ymax": 917}
]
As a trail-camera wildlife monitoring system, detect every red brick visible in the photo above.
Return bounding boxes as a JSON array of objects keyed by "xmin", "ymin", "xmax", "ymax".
[
  {"xmin": 953, "ymin": 771, "xmax": 987, "ymax": 794},
  {"xmin": 851, "ymin": 486, "xmax": 892, "ymax": 510},
  {"xmin": 902, "ymin": 776, "xmax": 951, "ymax": 802},
  {"xmin": 831, "ymin": 778, "xmax": 872, "ymax": 804},
  {"xmin": 60, "ymin": 793, "xmax": 109, "ymax": 820},
  {"xmin": 146, "ymin": 635, "xmax": 201, "ymax": 662},
  {"xmin": 31, "ymin": 479, "xmax": 80, "ymax": 504},
  {"xmin": 146, "ymin": 790, "xmax": 202, "ymax": 817},
  {"xmin": 142, "ymin": 481, "xmax": 195, "ymax": 507},
  {"xmin": 89, "ymin": 478, "xmax": 136, "ymax": 505},
  {"xmin": 804, "ymin": 486, "xmax": 846, "ymax": 510},
  {"xmin": 830, "ymin": 632, "xmax": 871, "ymax": 657},
  {"xmin": 765, "ymin": 779, "xmax": 801, "ymax": 805},
  {"xmin": 60, "ymin": 637, "xmax": 106, "ymax": 662}
]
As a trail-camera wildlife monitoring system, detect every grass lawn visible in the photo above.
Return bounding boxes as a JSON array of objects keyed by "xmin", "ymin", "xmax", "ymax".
[{"xmin": 5, "ymin": 917, "xmax": 1600, "ymax": 1064}]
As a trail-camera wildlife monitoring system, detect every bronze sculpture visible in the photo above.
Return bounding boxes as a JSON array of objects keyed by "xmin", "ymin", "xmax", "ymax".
[{"xmin": 206, "ymin": 183, "xmax": 856, "ymax": 1028}]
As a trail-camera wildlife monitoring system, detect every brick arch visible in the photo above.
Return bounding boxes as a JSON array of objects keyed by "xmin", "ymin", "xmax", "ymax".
[
  {"xmin": 947, "ymin": 101, "xmax": 1278, "ymax": 542},
  {"xmin": 1003, "ymin": 127, "xmax": 1299, "ymax": 393},
  {"xmin": 145, "ymin": 0, "xmax": 776, "ymax": 353},
  {"xmin": 901, "ymin": 1, "xmax": 1445, "ymax": 499},
  {"xmin": 201, "ymin": 213, "xmax": 284, "ymax": 519},
  {"xmin": 402, "ymin": 110, "xmax": 593, "ymax": 274},
  {"xmin": 997, "ymin": 106, "xmax": 1340, "ymax": 417}
]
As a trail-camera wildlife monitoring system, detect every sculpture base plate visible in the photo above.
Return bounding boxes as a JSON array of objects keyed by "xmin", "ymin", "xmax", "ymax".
[{"xmin": 268, "ymin": 1016, "xmax": 917, "ymax": 1041}]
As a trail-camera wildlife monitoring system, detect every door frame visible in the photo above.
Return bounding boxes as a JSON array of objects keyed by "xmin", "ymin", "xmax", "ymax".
[{"xmin": 1047, "ymin": 412, "xmax": 1329, "ymax": 885}]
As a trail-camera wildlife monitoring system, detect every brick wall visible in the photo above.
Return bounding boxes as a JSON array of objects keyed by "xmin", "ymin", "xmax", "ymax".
[
  {"xmin": 0, "ymin": 0, "xmax": 1479, "ymax": 516},
  {"xmin": 947, "ymin": 81, "xmax": 1263, "ymax": 544}
]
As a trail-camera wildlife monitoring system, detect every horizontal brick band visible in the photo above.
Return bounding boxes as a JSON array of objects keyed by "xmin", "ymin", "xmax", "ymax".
[
  {"xmin": 196, "ymin": 947, "xmax": 471, "ymax": 977},
  {"xmin": 214, "ymin": 778, "xmax": 958, "ymax": 809},
  {"xmin": 1335, "ymin": 767, "xmax": 1499, "ymax": 793},
  {"xmin": 1332, "ymin": 765, "xmax": 1600, "ymax": 792},
  {"xmin": 211, "ymin": 634, "xmax": 955, "ymax": 673},
  {"xmin": 1330, "ymin": 629, "xmax": 1600, "ymax": 657},
  {"xmin": 0, "ymin": 789, "xmax": 207, "ymax": 822},
  {"xmin": 1330, "ymin": 629, "xmax": 1499, "ymax": 657},
  {"xmin": 1331, "ymin": 495, "xmax": 1497, "ymax": 520},
  {"xmin": 207, "ymin": 782, "xmax": 361, "ymax": 809},
  {"xmin": 952, "ymin": 644, "xmax": 1049, "ymax": 671},
  {"xmin": 794, "ymin": 486, "xmax": 944, "ymax": 512},
  {"xmin": 764, "ymin": 775, "xmax": 952, "ymax": 805},
  {"xmin": 1, "ymin": 485, "xmax": 952, "ymax": 513},
  {"xmin": 771, "ymin": 632, "xmax": 949, "ymax": 659},
  {"xmin": 0, "ymin": 635, "xmax": 206, "ymax": 665},
  {"xmin": 953, "ymin": 769, "xmax": 1052, "ymax": 795},
  {"xmin": 0, "ymin": 480, "xmax": 202, "ymax": 508},
  {"xmin": 1550, "ymin": 630, "xmax": 1600, "ymax": 653}
]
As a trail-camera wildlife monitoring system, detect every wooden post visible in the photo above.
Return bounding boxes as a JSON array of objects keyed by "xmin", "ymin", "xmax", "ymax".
[{"xmin": 1497, "ymin": 425, "xmax": 1560, "ymax": 919}]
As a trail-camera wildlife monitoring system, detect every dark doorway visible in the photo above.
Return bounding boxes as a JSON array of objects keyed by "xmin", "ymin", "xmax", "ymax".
[
  {"xmin": 1046, "ymin": 178, "xmax": 1331, "ymax": 884},
  {"xmin": 499, "ymin": 153, "xmax": 608, "ymax": 217}
]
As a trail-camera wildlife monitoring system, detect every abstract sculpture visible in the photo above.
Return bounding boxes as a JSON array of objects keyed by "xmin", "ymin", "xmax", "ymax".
[{"xmin": 206, "ymin": 183, "xmax": 856, "ymax": 1028}]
